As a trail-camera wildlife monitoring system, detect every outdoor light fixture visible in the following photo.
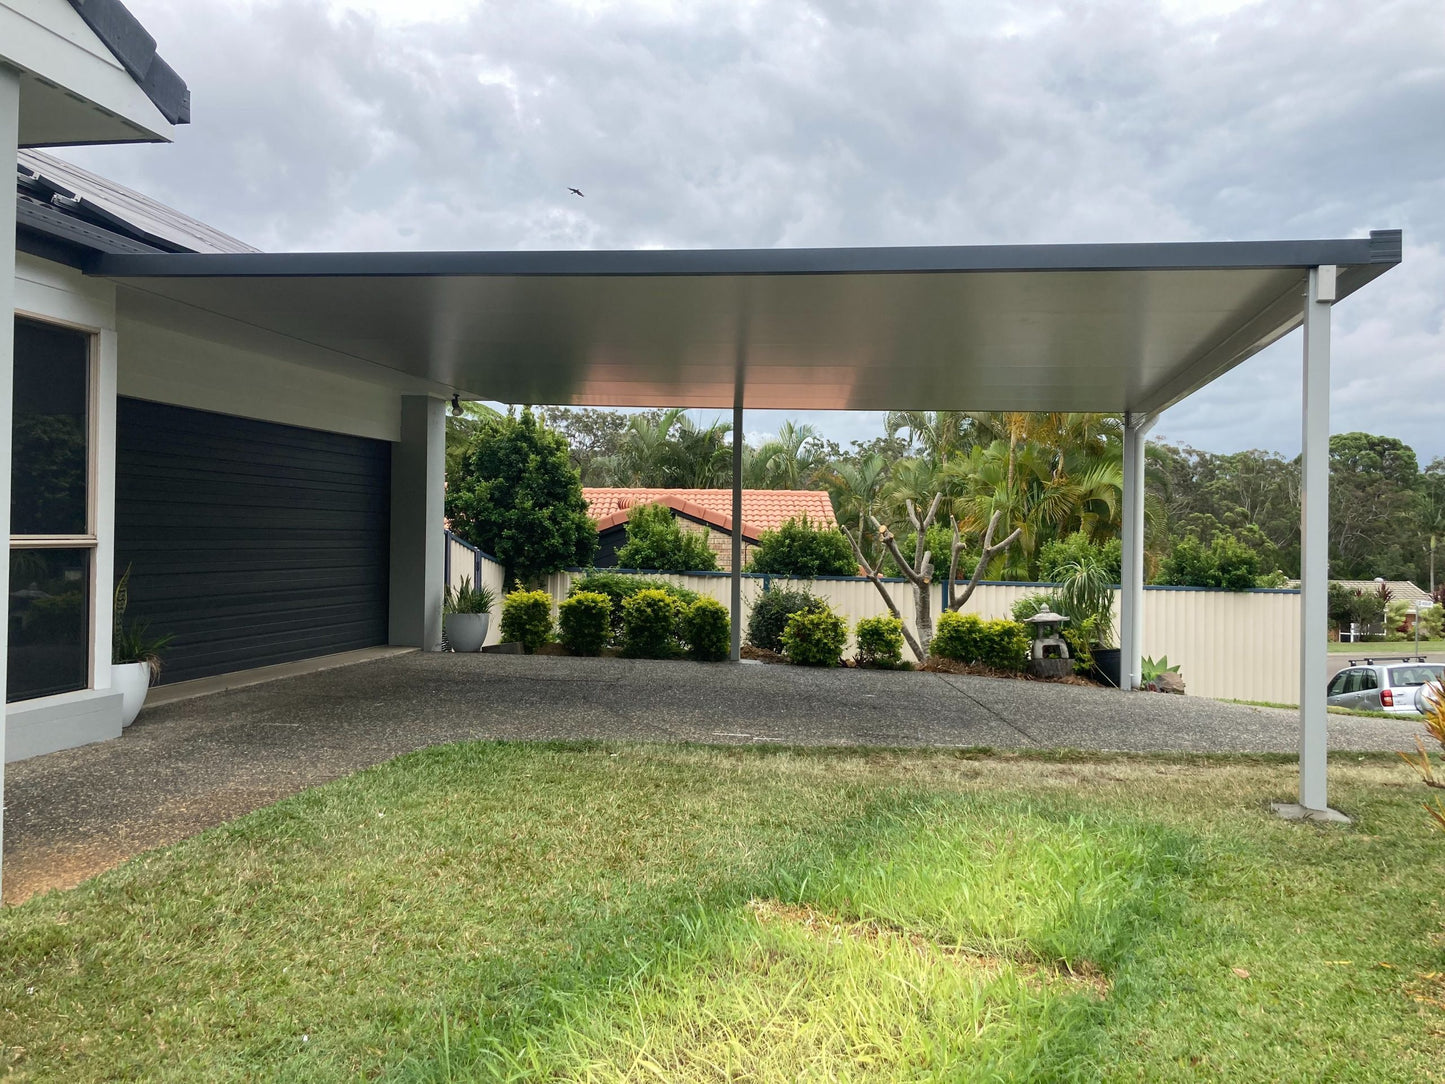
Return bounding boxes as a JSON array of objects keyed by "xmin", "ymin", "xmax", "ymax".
[{"xmin": 450, "ymin": 394, "xmax": 463, "ymax": 417}]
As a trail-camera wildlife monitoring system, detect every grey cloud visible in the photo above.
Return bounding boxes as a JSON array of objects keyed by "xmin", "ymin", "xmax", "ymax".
[{"xmin": 65, "ymin": 0, "xmax": 1445, "ymax": 458}]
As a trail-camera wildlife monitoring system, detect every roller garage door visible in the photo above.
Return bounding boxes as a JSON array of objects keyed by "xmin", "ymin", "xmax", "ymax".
[{"xmin": 115, "ymin": 398, "xmax": 391, "ymax": 684}]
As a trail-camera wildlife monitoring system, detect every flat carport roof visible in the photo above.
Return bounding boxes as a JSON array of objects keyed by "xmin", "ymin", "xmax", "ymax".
[
  {"xmin": 83, "ymin": 231, "xmax": 1403, "ymax": 820},
  {"xmin": 91, "ymin": 231, "xmax": 1400, "ymax": 412}
]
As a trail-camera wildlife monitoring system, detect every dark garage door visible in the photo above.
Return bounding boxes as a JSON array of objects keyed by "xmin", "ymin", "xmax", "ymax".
[{"xmin": 115, "ymin": 398, "xmax": 391, "ymax": 684}]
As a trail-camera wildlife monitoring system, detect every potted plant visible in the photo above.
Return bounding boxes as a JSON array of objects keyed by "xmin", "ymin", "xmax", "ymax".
[
  {"xmin": 111, "ymin": 566, "xmax": 173, "ymax": 727},
  {"xmin": 444, "ymin": 576, "xmax": 496, "ymax": 652}
]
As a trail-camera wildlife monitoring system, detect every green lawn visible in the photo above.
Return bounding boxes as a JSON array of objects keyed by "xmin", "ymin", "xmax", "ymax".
[
  {"xmin": 2, "ymin": 744, "xmax": 1442, "ymax": 1081},
  {"xmin": 1329, "ymin": 639, "xmax": 1445, "ymax": 654}
]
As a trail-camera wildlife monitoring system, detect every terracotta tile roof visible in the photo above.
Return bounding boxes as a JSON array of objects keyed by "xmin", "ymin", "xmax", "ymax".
[{"xmin": 583, "ymin": 488, "xmax": 837, "ymax": 541}]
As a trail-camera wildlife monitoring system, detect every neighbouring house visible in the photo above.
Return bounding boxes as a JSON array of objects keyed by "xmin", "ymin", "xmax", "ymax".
[
  {"xmin": 1327, "ymin": 579, "xmax": 1432, "ymax": 604},
  {"xmin": 583, "ymin": 488, "xmax": 837, "ymax": 572}
]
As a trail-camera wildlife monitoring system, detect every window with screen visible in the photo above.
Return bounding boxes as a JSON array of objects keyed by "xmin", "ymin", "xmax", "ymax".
[{"xmin": 9, "ymin": 317, "xmax": 93, "ymax": 702}]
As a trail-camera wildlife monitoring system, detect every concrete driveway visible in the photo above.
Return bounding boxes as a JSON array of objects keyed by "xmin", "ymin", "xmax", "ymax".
[{"xmin": 2, "ymin": 651, "xmax": 1429, "ymax": 904}]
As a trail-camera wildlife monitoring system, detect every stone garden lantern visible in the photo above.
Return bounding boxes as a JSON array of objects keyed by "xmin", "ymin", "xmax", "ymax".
[{"xmin": 1024, "ymin": 609, "xmax": 1072, "ymax": 678}]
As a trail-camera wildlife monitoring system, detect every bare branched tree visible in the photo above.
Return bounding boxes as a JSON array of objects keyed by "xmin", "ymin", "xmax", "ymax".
[
  {"xmin": 845, "ymin": 498, "xmax": 1023, "ymax": 660},
  {"xmin": 945, "ymin": 510, "xmax": 1023, "ymax": 612}
]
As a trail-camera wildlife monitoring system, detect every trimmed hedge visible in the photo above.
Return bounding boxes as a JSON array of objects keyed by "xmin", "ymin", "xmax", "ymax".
[
  {"xmin": 855, "ymin": 614, "xmax": 905, "ymax": 669},
  {"xmin": 931, "ymin": 612, "xmax": 1029, "ymax": 671},
  {"xmin": 500, "ymin": 589, "xmax": 554, "ymax": 653},
  {"xmin": 557, "ymin": 591, "xmax": 612, "ymax": 656},
  {"xmin": 621, "ymin": 588, "xmax": 685, "ymax": 659},
  {"xmin": 745, "ymin": 516, "xmax": 858, "ymax": 577},
  {"xmin": 615, "ymin": 502, "xmax": 720, "ymax": 573},
  {"xmin": 681, "ymin": 597, "xmax": 731, "ymax": 662},
  {"xmin": 781, "ymin": 607, "xmax": 848, "ymax": 667},
  {"xmin": 569, "ymin": 572, "xmax": 699, "ymax": 643},
  {"xmin": 746, "ymin": 589, "xmax": 828, "ymax": 653}
]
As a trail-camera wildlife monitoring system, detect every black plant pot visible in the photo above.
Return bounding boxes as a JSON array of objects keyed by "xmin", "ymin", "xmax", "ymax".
[{"xmin": 1090, "ymin": 647, "xmax": 1122, "ymax": 689}]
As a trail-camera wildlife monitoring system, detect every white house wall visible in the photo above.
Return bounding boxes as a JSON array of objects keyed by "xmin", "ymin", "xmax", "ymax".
[{"xmin": 117, "ymin": 317, "xmax": 403, "ymax": 442}]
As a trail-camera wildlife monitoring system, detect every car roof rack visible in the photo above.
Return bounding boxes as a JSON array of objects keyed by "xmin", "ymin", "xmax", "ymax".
[{"xmin": 1348, "ymin": 656, "xmax": 1429, "ymax": 666}]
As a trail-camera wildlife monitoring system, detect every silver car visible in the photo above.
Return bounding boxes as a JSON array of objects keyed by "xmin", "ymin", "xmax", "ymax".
[{"xmin": 1327, "ymin": 659, "xmax": 1444, "ymax": 715}]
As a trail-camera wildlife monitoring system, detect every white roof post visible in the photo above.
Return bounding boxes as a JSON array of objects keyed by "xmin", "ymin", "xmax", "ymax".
[
  {"xmin": 730, "ymin": 391, "xmax": 744, "ymax": 661},
  {"xmin": 1120, "ymin": 411, "xmax": 1156, "ymax": 691},
  {"xmin": 0, "ymin": 63, "xmax": 20, "ymax": 898},
  {"xmin": 1282, "ymin": 265, "xmax": 1347, "ymax": 821}
]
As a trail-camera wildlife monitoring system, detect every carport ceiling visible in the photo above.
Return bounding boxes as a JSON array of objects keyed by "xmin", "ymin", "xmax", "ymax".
[{"xmin": 91, "ymin": 232, "xmax": 1401, "ymax": 412}]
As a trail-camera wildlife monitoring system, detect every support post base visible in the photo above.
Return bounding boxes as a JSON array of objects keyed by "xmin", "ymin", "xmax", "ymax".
[{"xmin": 1271, "ymin": 802, "xmax": 1351, "ymax": 824}]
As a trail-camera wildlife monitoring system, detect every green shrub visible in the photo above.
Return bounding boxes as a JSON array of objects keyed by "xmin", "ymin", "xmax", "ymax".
[
  {"xmin": 569, "ymin": 572, "xmax": 700, "ymax": 643},
  {"xmin": 976, "ymin": 619, "xmax": 1030, "ymax": 671},
  {"xmin": 681, "ymin": 597, "xmax": 731, "ymax": 662},
  {"xmin": 500, "ymin": 588, "xmax": 553, "ymax": 653},
  {"xmin": 557, "ymin": 591, "xmax": 612, "ymax": 656},
  {"xmin": 745, "ymin": 516, "xmax": 858, "ymax": 577},
  {"xmin": 931, "ymin": 612, "xmax": 1028, "ymax": 671},
  {"xmin": 781, "ymin": 606, "xmax": 848, "ymax": 667},
  {"xmin": 746, "ymin": 589, "xmax": 827, "ymax": 652},
  {"xmin": 855, "ymin": 614, "xmax": 905, "ymax": 668},
  {"xmin": 615, "ymin": 503, "xmax": 720, "ymax": 572},
  {"xmin": 1158, "ymin": 534, "xmax": 1262, "ymax": 591},
  {"xmin": 621, "ymin": 588, "xmax": 684, "ymax": 659}
]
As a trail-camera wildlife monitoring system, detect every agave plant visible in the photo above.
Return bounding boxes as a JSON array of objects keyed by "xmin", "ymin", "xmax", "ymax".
[{"xmin": 444, "ymin": 576, "xmax": 496, "ymax": 615}]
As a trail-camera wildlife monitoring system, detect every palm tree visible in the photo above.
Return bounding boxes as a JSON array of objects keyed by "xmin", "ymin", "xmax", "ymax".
[
  {"xmin": 591, "ymin": 408, "xmax": 732, "ymax": 488},
  {"xmin": 885, "ymin": 411, "xmax": 975, "ymax": 465},
  {"xmin": 826, "ymin": 452, "xmax": 891, "ymax": 564},
  {"xmin": 745, "ymin": 420, "xmax": 826, "ymax": 489}
]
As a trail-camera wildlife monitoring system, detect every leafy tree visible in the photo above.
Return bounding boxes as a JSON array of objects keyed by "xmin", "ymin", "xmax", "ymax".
[
  {"xmin": 444, "ymin": 401, "xmax": 502, "ymax": 480},
  {"xmin": 446, "ymin": 408, "xmax": 596, "ymax": 585},
  {"xmin": 1330, "ymin": 432, "xmax": 1427, "ymax": 581},
  {"xmin": 543, "ymin": 406, "xmax": 662, "ymax": 484},
  {"xmin": 1157, "ymin": 534, "xmax": 1261, "ymax": 590},
  {"xmin": 745, "ymin": 517, "xmax": 858, "ymax": 577},
  {"xmin": 614, "ymin": 503, "xmax": 720, "ymax": 572}
]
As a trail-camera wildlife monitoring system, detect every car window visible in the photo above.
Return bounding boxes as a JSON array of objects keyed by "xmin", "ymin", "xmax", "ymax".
[
  {"xmin": 1328, "ymin": 672, "xmax": 1350, "ymax": 696},
  {"xmin": 1390, "ymin": 665, "xmax": 1444, "ymax": 687},
  {"xmin": 1341, "ymin": 670, "xmax": 1363, "ymax": 694},
  {"xmin": 1360, "ymin": 670, "xmax": 1378, "ymax": 691}
]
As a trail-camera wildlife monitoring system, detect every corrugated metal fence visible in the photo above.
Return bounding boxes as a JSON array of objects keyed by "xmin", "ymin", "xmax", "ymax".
[{"xmin": 537, "ymin": 567, "xmax": 1302, "ymax": 704}]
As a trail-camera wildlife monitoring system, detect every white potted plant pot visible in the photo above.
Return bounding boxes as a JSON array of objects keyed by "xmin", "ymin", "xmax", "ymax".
[
  {"xmin": 112, "ymin": 660, "xmax": 154, "ymax": 728},
  {"xmin": 445, "ymin": 612, "xmax": 490, "ymax": 652}
]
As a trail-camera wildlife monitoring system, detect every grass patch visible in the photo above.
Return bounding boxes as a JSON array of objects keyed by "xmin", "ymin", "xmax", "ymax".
[
  {"xmin": 1, "ymin": 744, "xmax": 1441, "ymax": 1081},
  {"xmin": 1225, "ymin": 698, "xmax": 1411, "ymax": 720},
  {"xmin": 1329, "ymin": 639, "xmax": 1445, "ymax": 654}
]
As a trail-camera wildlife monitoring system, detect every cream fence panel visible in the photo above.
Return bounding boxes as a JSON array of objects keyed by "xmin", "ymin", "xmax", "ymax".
[
  {"xmin": 1140, "ymin": 588, "xmax": 1300, "ymax": 704},
  {"xmin": 446, "ymin": 532, "xmax": 508, "ymax": 646},
  {"xmin": 540, "ymin": 571, "xmax": 1300, "ymax": 703}
]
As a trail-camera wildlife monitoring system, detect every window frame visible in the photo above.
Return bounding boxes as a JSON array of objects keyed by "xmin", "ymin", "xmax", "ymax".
[{"xmin": 9, "ymin": 312, "xmax": 100, "ymax": 697}]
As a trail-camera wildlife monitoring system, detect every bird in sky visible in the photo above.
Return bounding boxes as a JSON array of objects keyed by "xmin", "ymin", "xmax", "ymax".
[{"xmin": 568, "ymin": 187, "xmax": 585, "ymax": 197}]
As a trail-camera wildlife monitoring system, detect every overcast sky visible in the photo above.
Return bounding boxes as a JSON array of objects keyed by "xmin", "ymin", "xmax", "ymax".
[{"xmin": 61, "ymin": 0, "xmax": 1445, "ymax": 461}]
